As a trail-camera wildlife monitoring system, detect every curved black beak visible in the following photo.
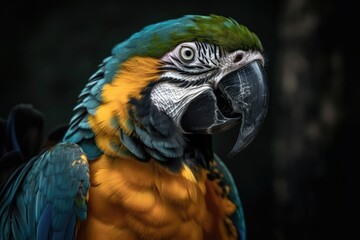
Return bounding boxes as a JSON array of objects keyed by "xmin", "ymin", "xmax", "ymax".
[
  {"xmin": 180, "ymin": 60, "xmax": 268, "ymax": 157},
  {"xmin": 217, "ymin": 60, "xmax": 268, "ymax": 157}
]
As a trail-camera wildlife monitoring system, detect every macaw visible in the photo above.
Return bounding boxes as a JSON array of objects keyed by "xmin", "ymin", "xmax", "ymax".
[{"xmin": 0, "ymin": 14, "xmax": 268, "ymax": 240}]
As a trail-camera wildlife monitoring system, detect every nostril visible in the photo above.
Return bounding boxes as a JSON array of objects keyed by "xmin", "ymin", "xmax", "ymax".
[{"xmin": 234, "ymin": 53, "xmax": 243, "ymax": 63}]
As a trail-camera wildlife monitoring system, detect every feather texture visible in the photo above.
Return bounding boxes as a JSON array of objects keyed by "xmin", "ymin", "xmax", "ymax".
[
  {"xmin": 0, "ymin": 143, "xmax": 90, "ymax": 239},
  {"xmin": 209, "ymin": 154, "xmax": 246, "ymax": 240}
]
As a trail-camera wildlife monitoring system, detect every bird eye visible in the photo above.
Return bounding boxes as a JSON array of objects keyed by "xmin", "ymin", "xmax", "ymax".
[{"xmin": 179, "ymin": 46, "xmax": 195, "ymax": 62}]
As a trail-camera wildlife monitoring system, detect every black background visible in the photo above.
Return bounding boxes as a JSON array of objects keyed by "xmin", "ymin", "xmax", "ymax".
[{"xmin": 0, "ymin": 0, "xmax": 357, "ymax": 239}]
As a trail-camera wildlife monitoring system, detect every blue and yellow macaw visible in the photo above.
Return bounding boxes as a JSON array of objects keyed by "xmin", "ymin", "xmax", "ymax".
[{"xmin": 0, "ymin": 14, "xmax": 268, "ymax": 240}]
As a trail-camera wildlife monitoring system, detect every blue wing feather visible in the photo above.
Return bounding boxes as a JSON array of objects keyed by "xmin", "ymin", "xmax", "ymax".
[
  {"xmin": 74, "ymin": 138, "xmax": 102, "ymax": 160},
  {"xmin": 62, "ymin": 59, "xmax": 107, "ymax": 161},
  {"xmin": 0, "ymin": 142, "xmax": 89, "ymax": 239},
  {"xmin": 37, "ymin": 204, "xmax": 52, "ymax": 240}
]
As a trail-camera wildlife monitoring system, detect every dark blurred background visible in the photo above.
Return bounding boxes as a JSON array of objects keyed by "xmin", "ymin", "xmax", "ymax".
[{"xmin": 0, "ymin": 0, "xmax": 357, "ymax": 239}]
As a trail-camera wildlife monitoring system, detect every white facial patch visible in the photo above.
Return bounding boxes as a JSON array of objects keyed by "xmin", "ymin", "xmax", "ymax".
[{"xmin": 150, "ymin": 82, "xmax": 212, "ymax": 124}]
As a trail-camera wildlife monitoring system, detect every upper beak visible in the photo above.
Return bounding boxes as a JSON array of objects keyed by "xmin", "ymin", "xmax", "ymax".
[
  {"xmin": 217, "ymin": 60, "xmax": 268, "ymax": 157},
  {"xmin": 180, "ymin": 60, "xmax": 268, "ymax": 157}
]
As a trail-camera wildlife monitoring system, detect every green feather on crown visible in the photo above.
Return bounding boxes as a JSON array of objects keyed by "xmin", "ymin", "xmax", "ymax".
[{"xmin": 112, "ymin": 14, "xmax": 263, "ymax": 62}]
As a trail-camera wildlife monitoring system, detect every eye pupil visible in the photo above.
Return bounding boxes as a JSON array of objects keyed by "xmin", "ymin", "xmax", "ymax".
[{"xmin": 185, "ymin": 50, "xmax": 192, "ymax": 57}]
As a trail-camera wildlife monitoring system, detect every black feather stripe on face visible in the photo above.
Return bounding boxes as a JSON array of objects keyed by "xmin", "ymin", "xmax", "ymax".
[
  {"xmin": 125, "ymin": 82, "xmax": 213, "ymax": 172},
  {"xmin": 159, "ymin": 41, "xmax": 222, "ymax": 81}
]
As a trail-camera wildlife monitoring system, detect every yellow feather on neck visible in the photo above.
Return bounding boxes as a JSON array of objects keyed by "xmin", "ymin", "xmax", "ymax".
[
  {"xmin": 101, "ymin": 56, "xmax": 161, "ymax": 134},
  {"xmin": 88, "ymin": 56, "xmax": 161, "ymax": 155}
]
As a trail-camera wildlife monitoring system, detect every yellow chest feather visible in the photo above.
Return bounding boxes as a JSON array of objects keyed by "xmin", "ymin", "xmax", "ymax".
[{"xmin": 76, "ymin": 155, "xmax": 237, "ymax": 240}]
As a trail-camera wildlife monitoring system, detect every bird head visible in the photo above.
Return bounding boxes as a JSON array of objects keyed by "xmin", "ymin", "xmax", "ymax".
[{"xmin": 64, "ymin": 14, "xmax": 268, "ymax": 171}]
